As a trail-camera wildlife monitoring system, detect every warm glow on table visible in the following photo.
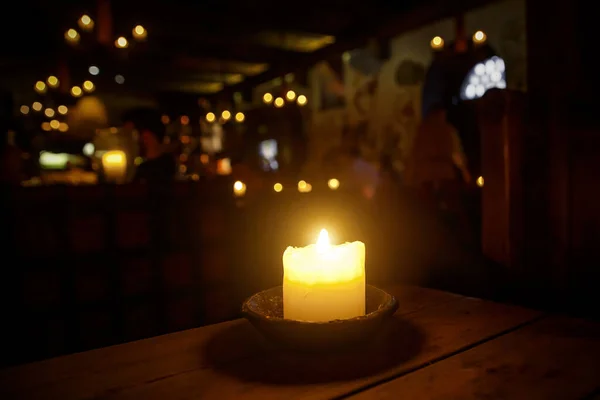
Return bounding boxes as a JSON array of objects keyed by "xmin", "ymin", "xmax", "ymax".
[
  {"xmin": 283, "ymin": 229, "xmax": 365, "ymax": 322},
  {"xmin": 102, "ymin": 150, "xmax": 127, "ymax": 183}
]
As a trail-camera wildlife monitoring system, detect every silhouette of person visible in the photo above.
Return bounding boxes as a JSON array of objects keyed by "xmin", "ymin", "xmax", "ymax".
[{"xmin": 123, "ymin": 108, "xmax": 176, "ymax": 183}]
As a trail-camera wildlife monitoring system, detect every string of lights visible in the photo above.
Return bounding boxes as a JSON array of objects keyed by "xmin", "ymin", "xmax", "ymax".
[
  {"xmin": 21, "ymin": 12, "xmax": 149, "ymax": 132},
  {"xmin": 262, "ymin": 90, "xmax": 307, "ymax": 107}
]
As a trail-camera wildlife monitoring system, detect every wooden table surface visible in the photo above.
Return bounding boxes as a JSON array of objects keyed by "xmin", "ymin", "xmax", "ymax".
[{"xmin": 1, "ymin": 286, "xmax": 599, "ymax": 400}]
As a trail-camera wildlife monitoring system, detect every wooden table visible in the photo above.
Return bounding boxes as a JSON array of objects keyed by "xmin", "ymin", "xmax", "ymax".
[{"xmin": 2, "ymin": 286, "xmax": 599, "ymax": 400}]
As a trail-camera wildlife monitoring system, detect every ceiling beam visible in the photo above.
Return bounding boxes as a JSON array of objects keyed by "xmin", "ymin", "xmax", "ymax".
[
  {"xmin": 113, "ymin": 2, "xmax": 356, "ymax": 37},
  {"xmin": 63, "ymin": 49, "xmax": 267, "ymax": 78},
  {"xmin": 217, "ymin": 9, "xmax": 390, "ymax": 97},
  {"xmin": 146, "ymin": 36, "xmax": 302, "ymax": 65}
]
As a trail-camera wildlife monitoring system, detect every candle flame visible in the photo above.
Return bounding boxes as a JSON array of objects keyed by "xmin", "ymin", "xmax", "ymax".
[{"xmin": 316, "ymin": 229, "xmax": 330, "ymax": 252}]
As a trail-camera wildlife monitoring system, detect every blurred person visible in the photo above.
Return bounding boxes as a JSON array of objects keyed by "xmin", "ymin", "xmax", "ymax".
[
  {"xmin": 376, "ymin": 154, "xmax": 402, "ymax": 200},
  {"xmin": 348, "ymin": 147, "xmax": 379, "ymax": 199},
  {"xmin": 123, "ymin": 108, "xmax": 176, "ymax": 183},
  {"xmin": 405, "ymin": 102, "xmax": 472, "ymax": 236}
]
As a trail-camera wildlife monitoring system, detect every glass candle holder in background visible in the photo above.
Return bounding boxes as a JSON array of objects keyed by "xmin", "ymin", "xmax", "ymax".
[{"xmin": 102, "ymin": 150, "xmax": 127, "ymax": 183}]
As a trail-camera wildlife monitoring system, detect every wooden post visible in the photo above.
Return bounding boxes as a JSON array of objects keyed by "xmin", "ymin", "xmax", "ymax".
[
  {"xmin": 523, "ymin": 0, "xmax": 599, "ymax": 303},
  {"xmin": 523, "ymin": 0, "xmax": 572, "ymax": 287},
  {"xmin": 97, "ymin": 0, "xmax": 112, "ymax": 46},
  {"xmin": 454, "ymin": 14, "xmax": 467, "ymax": 54},
  {"xmin": 478, "ymin": 90, "xmax": 526, "ymax": 268},
  {"xmin": 478, "ymin": 91, "xmax": 509, "ymax": 265},
  {"xmin": 57, "ymin": 58, "xmax": 70, "ymax": 93}
]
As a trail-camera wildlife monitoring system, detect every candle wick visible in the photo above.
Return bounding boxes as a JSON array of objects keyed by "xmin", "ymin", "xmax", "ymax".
[{"xmin": 316, "ymin": 229, "xmax": 330, "ymax": 253}]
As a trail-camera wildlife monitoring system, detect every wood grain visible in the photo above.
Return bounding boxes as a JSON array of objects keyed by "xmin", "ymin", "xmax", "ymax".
[
  {"xmin": 0, "ymin": 286, "xmax": 460, "ymax": 399},
  {"xmin": 1, "ymin": 291, "xmax": 541, "ymax": 400},
  {"xmin": 99, "ymin": 297, "xmax": 539, "ymax": 400},
  {"xmin": 349, "ymin": 315, "xmax": 600, "ymax": 400}
]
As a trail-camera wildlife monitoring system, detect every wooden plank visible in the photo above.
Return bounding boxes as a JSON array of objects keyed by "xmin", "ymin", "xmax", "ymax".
[
  {"xmin": 3, "ymin": 294, "xmax": 540, "ymax": 400},
  {"xmin": 96, "ymin": 298, "xmax": 539, "ymax": 400},
  {"xmin": 349, "ymin": 315, "xmax": 600, "ymax": 400},
  {"xmin": 0, "ymin": 286, "xmax": 459, "ymax": 399}
]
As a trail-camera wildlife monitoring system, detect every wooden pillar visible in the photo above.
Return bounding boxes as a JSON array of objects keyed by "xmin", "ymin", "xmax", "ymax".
[
  {"xmin": 97, "ymin": 0, "xmax": 112, "ymax": 46},
  {"xmin": 478, "ymin": 91, "xmax": 508, "ymax": 265},
  {"xmin": 478, "ymin": 90, "xmax": 526, "ymax": 268},
  {"xmin": 454, "ymin": 14, "xmax": 467, "ymax": 54},
  {"xmin": 524, "ymin": 0, "xmax": 573, "ymax": 285},
  {"xmin": 57, "ymin": 58, "xmax": 70, "ymax": 93},
  {"xmin": 523, "ymin": 0, "xmax": 598, "ymax": 299}
]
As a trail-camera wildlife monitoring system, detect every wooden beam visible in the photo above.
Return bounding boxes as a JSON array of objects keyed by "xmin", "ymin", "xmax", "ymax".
[
  {"xmin": 146, "ymin": 37, "xmax": 301, "ymax": 65},
  {"xmin": 113, "ymin": 1, "xmax": 357, "ymax": 37}
]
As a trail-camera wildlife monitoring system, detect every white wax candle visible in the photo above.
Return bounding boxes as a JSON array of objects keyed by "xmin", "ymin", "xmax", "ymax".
[
  {"xmin": 283, "ymin": 229, "xmax": 365, "ymax": 322},
  {"xmin": 102, "ymin": 150, "xmax": 127, "ymax": 183}
]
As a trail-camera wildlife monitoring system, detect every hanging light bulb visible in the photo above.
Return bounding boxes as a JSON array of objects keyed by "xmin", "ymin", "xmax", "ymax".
[
  {"xmin": 115, "ymin": 37, "xmax": 128, "ymax": 49},
  {"xmin": 47, "ymin": 76, "xmax": 59, "ymax": 88},
  {"xmin": 88, "ymin": 65, "xmax": 100, "ymax": 76},
  {"xmin": 78, "ymin": 14, "xmax": 94, "ymax": 31},
  {"xmin": 263, "ymin": 93, "xmax": 273, "ymax": 104},
  {"xmin": 430, "ymin": 36, "xmax": 444, "ymax": 50},
  {"xmin": 132, "ymin": 25, "xmax": 147, "ymax": 40},
  {"xmin": 58, "ymin": 122, "xmax": 69, "ymax": 132},
  {"xmin": 83, "ymin": 80, "xmax": 95, "ymax": 92},
  {"xmin": 34, "ymin": 81, "xmax": 47, "ymax": 93},
  {"xmin": 71, "ymin": 86, "xmax": 83, "ymax": 97},
  {"xmin": 473, "ymin": 30, "xmax": 487, "ymax": 44},
  {"xmin": 65, "ymin": 29, "xmax": 80, "ymax": 44}
]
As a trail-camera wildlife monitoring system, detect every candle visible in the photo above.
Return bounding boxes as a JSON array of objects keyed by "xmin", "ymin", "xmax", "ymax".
[
  {"xmin": 233, "ymin": 180, "xmax": 246, "ymax": 197},
  {"xmin": 283, "ymin": 229, "xmax": 365, "ymax": 322},
  {"xmin": 102, "ymin": 150, "xmax": 127, "ymax": 183}
]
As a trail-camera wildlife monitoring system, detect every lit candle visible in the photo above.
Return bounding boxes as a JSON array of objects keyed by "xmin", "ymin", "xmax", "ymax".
[
  {"xmin": 283, "ymin": 229, "xmax": 365, "ymax": 321},
  {"xmin": 102, "ymin": 150, "xmax": 127, "ymax": 183},
  {"xmin": 233, "ymin": 180, "xmax": 246, "ymax": 197}
]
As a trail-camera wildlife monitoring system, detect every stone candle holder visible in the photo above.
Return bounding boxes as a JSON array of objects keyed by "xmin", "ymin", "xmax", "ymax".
[{"xmin": 242, "ymin": 285, "xmax": 398, "ymax": 351}]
